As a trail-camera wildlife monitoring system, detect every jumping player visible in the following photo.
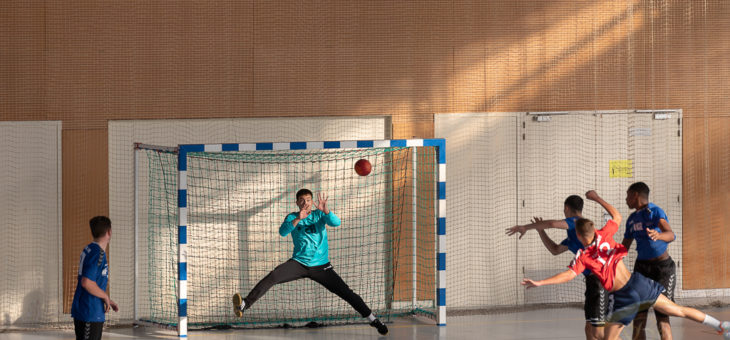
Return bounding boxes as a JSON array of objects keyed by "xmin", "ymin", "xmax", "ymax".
[
  {"xmin": 622, "ymin": 182, "xmax": 676, "ymax": 340},
  {"xmin": 521, "ymin": 190, "xmax": 730, "ymax": 340},
  {"xmin": 232, "ymin": 189, "xmax": 388, "ymax": 335},
  {"xmin": 506, "ymin": 195, "xmax": 607, "ymax": 340}
]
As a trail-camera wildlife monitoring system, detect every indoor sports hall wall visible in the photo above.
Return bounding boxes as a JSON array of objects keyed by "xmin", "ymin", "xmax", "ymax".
[
  {"xmin": 107, "ymin": 117, "xmax": 389, "ymax": 322},
  {"xmin": 0, "ymin": 122, "xmax": 62, "ymax": 324},
  {"xmin": 1, "ymin": 0, "xmax": 729, "ymax": 326}
]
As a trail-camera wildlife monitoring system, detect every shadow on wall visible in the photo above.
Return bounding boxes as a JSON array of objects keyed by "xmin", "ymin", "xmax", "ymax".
[
  {"xmin": 1, "ymin": 313, "xmax": 9, "ymax": 330},
  {"xmin": 12, "ymin": 289, "xmax": 45, "ymax": 327}
]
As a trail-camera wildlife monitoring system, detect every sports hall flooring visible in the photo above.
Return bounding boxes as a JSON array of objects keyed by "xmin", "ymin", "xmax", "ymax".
[{"xmin": 2, "ymin": 306, "xmax": 729, "ymax": 340}]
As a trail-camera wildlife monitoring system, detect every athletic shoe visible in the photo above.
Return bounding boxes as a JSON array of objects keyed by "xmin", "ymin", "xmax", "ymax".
[
  {"xmin": 232, "ymin": 293, "xmax": 244, "ymax": 318},
  {"xmin": 720, "ymin": 321, "xmax": 730, "ymax": 340},
  {"xmin": 370, "ymin": 318, "xmax": 388, "ymax": 335}
]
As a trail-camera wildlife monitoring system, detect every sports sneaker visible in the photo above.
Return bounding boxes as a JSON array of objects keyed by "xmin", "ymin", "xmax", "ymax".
[
  {"xmin": 232, "ymin": 293, "xmax": 244, "ymax": 318},
  {"xmin": 720, "ymin": 321, "xmax": 730, "ymax": 340},
  {"xmin": 370, "ymin": 318, "xmax": 388, "ymax": 335}
]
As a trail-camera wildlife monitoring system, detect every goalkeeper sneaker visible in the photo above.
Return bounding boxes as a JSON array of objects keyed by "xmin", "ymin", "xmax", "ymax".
[
  {"xmin": 232, "ymin": 293, "xmax": 244, "ymax": 318},
  {"xmin": 370, "ymin": 318, "xmax": 388, "ymax": 335},
  {"xmin": 720, "ymin": 321, "xmax": 730, "ymax": 340}
]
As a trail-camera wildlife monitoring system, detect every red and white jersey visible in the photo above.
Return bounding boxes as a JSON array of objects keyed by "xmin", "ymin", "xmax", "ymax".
[{"xmin": 568, "ymin": 220, "xmax": 628, "ymax": 291}]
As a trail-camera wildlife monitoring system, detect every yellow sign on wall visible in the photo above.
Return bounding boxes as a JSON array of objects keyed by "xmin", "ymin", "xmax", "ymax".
[{"xmin": 609, "ymin": 160, "xmax": 633, "ymax": 178}]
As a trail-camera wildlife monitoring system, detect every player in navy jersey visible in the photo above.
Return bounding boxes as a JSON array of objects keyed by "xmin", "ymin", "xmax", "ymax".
[
  {"xmin": 71, "ymin": 216, "xmax": 118, "ymax": 340},
  {"xmin": 507, "ymin": 195, "xmax": 607, "ymax": 340},
  {"xmin": 232, "ymin": 189, "xmax": 387, "ymax": 335},
  {"xmin": 522, "ymin": 191, "xmax": 730, "ymax": 340},
  {"xmin": 622, "ymin": 182, "xmax": 676, "ymax": 340}
]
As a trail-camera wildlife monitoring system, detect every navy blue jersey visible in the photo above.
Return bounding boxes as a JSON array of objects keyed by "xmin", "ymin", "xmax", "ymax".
[
  {"xmin": 71, "ymin": 243, "xmax": 109, "ymax": 322},
  {"xmin": 560, "ymin": 217, "xmax": 582, "ymax": 254},
  {"xmin": 624, "ymin": 203, "xmax": 672, "ymax": 260},
  {"xmin": 560, "ymin": 216, "xmax": 591, "ymax": 276}
]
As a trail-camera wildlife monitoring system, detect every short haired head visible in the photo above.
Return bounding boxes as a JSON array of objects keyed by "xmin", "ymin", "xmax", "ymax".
[
  {"xmin": 626, "ymin": 182, "xmax": 650, "ymax": 209},
  {"xmin": 575, "ymin": 218, "xmax": 596, "ymax": 245},
  {"xmin": 564, "ymin": 195, "xmax": 584, "ymax": 214},
  {"xmin": 296, "ymin": 188, "xmax": 313, "ymax": 200},
  {"xmin": 627, "ymin": 182, "xmax": 650, "ymax": 198},
  {"xmin": 89, "ymin": 216, "xmax": 111, "ymax": 239}
]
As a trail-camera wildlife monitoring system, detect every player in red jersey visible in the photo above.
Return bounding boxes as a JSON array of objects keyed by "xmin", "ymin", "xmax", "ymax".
[{"xmin": 522, "ymin": 190, "xmax": 730, "ymax": 340}]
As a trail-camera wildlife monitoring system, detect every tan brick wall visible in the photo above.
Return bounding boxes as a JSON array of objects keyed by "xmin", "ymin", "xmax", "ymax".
[{"xmin": 1, "ymin": 0, "xmax": 728, "ymax": 303}]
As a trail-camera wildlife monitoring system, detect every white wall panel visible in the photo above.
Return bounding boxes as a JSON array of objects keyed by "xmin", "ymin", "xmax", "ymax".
[{"xmin": 0, "ymin": 121, "xmax": 62, "ymax": 325}]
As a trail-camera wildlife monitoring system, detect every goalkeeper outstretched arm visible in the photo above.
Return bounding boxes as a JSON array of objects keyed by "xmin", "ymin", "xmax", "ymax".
[{"xmin": 315, "ymin": 192, "xmax": 341, "ymax": 227}]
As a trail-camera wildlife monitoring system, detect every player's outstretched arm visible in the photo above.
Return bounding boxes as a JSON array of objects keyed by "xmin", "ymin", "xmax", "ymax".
[
  {"xmin": 537, "ymin": 229, "xmax": 569, "ymax": 255},
  {"xmin": 280, "ymin": 212, "xmax": 302, "ymax": 237},
  {"xmin": 585, "ymin": 190, "xmax": 622, "ymax": 225},
  {"xmin": 281, "ymin": 199, "xmax": 313, "ymax": 236},
  {"xmin": 506, "ymin": 217, "xmax": 569, "ymax": 239},
  {"xmin": 317, "ymin": 192, "xmax": 341, "ymax": 227},
  {"xmin": 316, "ymin": 192, "xmax": 329, "ymax": 214},
  {"xmin": 522, "ymin": 269, "xmax": 577, "ymax": 289}
]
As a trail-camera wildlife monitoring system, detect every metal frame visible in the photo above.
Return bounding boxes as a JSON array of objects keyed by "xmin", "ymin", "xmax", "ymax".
[{"xmin": 175, "ymin": 138, "xmax": 446, "ymax": 338}]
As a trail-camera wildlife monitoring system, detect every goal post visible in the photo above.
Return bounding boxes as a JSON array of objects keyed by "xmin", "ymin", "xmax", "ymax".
[{"xmin": 134, "ymin": 139, "xmax": 446, "ymax": 337}]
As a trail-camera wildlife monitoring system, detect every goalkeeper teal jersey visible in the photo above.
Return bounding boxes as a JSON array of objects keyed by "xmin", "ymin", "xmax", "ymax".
[{"xmin": 279, "ymin": 209, "xmax": 341, "ymax": 267}]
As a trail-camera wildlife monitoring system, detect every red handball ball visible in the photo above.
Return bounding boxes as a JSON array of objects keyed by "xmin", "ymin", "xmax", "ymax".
[{"xmin": 354, "ymin": 159, "xmax": 372, "ymax": 176}]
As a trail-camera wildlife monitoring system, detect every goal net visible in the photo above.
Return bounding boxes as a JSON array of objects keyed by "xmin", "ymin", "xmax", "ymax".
[{"xmin": 134, "ymin": 140, "xmax": 445, "ymax": 335}]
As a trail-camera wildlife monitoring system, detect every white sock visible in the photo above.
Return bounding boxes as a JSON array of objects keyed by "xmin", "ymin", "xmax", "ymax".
[
  {"xmin": 367, "ymin": 313, "xmax": 376, "ymax": 322},
  {"xmin": 239, "ymin": 300, "xmax": 246, "ymax": 311},
  {"xmin": 702, "ymin": 314, "xmax": 721, "ymax": 331}
]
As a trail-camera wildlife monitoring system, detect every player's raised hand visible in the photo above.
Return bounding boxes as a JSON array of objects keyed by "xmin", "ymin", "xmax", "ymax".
[
  {"xmin": 505, "ymin": 225, "xmax": 527, "ymax": 239},
  {"xmin": 298, "ymin": 206, "xmax": 311, "ymax": 220},
  {"xmin": 316, "ymin": 192, "xmax": 329, "ymax": 214},
  {"xmin": 521, "ymin": 278, "xmax": 541, "ymax": 289},
  {"xmin": 647, "ymin": 228, "xmax": 661, "ymax": 241},
  {"xmin": 585, "ymin": 190, "xmax": 600, "ymax": 201}
]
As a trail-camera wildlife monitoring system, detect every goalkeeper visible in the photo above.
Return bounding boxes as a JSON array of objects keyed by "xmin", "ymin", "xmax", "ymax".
[{"xmin": 232, "ymin": 188, "xmax": 388, "ymax": 335}]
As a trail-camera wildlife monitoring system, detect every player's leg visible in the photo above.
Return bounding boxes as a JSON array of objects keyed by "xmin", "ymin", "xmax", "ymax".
[
  {"xmin": 73, "ymin": 319, "xmax": 103, "ymax": 340},
  {"xmin": 88, "ymin": 322, "xmax": 104, "ymax": 340},
  {"xmin": 583, "ymin": 274, "xmax": 607, "ymax": 340},
  {"xmin": 631, "ymin": 310, "xmax": 649, "ymax": 340},
  {"xmin": 308, "ymin": 263, "xmax": 371, "ymax": 316},
  {"xmin": 653, "ymin": 294, "xmax": 708, "ymax": 324},
  {"xmin": 233, "ymin": 259, "xmax": 307, "ymax": 317},
  {"xmin": 656, "ymin": 314, "xmax": 672, "ymax": 340},
  {"xmin": 603, "ymin": 323, "xmax": 625, "ymax": 340},
  {"xmin": 308, "ymin": 263, "xmax": 388, "ymax": 335},
  {"xmin": 631, "ymin": 260, "xmax": 652, "ymax": 340},
  {"xmin": 653, "ymin": 294, "xmax": 730, "ymax": 339},
  {"xmin": 606, "ymin": 276, "xmax": 649, "ymax": 339},
  {"xmin": 73, "ymin": 319, "xmax": 85, "ymax": 340},
  {"xmin": 652, "ymin": 258, "xmax": 677, "ymax": 340},
  {"xmin": 584, "ymin": 322, "xmax": 603, "ymax": 340},
  {"xmin": 73, "ymin": 319, "xmax": 82, "ymax": 340}
]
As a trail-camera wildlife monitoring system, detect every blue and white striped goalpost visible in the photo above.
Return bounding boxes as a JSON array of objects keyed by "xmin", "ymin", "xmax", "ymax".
[{"xmin": 176, "ymin": 138, "xmax": 446, "ymax": 337}]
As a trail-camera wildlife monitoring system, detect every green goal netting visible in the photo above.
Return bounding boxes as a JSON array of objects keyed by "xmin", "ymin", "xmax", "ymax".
[{"xmin": 134, "ymin": 142, "xmax": 441, "ymax": 333}]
